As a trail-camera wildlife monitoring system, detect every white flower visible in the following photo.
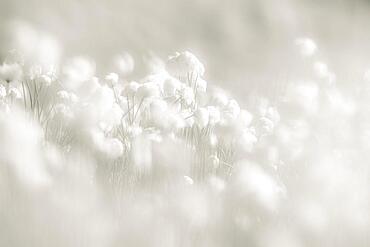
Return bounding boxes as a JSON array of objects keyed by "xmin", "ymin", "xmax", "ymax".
[
  {"xmin": 150, "ymin": 98, "xmax": 168, "ymax": 114},
  {"xmin": 29, "ymin": 65, "xmax": 56, "ymax": 86},
  {"xmin": 0, "ymin": 109, "xmax": 50, "ymax": 187},
  {"xmin": 38, "ymin": 74, "xmax": 52, "ymax": 86},
  {"xmin": 113, "ymin": 52, "xmax": 134, "ymax": 76},
  {"xmin": 236, "ymin": 129, "xmax": 257, "ymax": 153},
  {"xmin": 57, "ymin": 90, "xmax": 78, "ymax": 105},
  {"xmin": 121, "ymin": 81, "xmax": 140, "ymax": 97},
  {"xmin": 57, "ymin": 90, "xmax": 70, "ymax": 101},
  {"xmin": 166, "ymin": 51, "xmax": 205, "ymax": 79},
  {"xmin": 149, "ymin": 99, "xmax": 185, "ymax": 131},
  {"xmin": 76, "ymin": 77, "xmax": 100, "ymax": 100},
  {"xmin": 89, "ymin": 128, "xmax": 123, "ymax": 158},
  {"xmin": 69, "ymin": 92, "xmax": 79, "ymax": 104},
  {"xmin": 0, "ymin": 63, "xmax": 22, "ymax": 84},
  {"xmin": 162, "ymin": 76, "xmax": 181, "ymax": 97},
  {"xmin": 314, "ymin": 62, "xmax": 329, "ymax": 77},
  {"xmin": 62, "ymin": 57, "xmax": 95, "ymax": 90},
  {"xmin": 255, "ymin": 97, "xmax": 270, "ymax": 116},
  {"xmin": 257, "ymin": 117, "xmax": 275, "ymax": 136},
  {"xmin": 98, "ymin": 121, "xmax": 111, "ymax": 132},
  {"xmin": 90, "ymin": 85, "xmax": 115, "ymax": 114},
  {"xmin": 128, "ymin": 126, "xmax": 143, "ymax": 138},
  {"xmin": 313, "ymin": 61, "xmax": 336, "ymax": 84},
  {"xmin": 211, "ymin": 90, "xmax": 229, "ymax": 107},
  {"xmin": 232, "ymin": 162, "xmax": 280, "ymax": 211},
  {"xmin": 143, "ymin": 54, "xmax": 166, "ymax": 74},
  {"xmin": 327, "ymin": 88, "xmax": 356, "ymax": 116},
  {"xmin": 136, "ymin": 82, "xmax": 160, "ymax": 100},
  {"xmin": 266, "ymin": 107, "xmax": 280, "ymax": 124},
  {"xmin": 183, "ymin": 175, "xmax": 194, "ymax": 185},
  {"xmin": 105, "ymin": 72, "xmax": 119, "ymax": 86},
  {"xmin": 90, "ymin": 129, "xmax": 121, "ymax": 158},
  {"xmin": 29, "ymin": 65, "xmax": 42, "ymax": 80},
  {"xmin": 167, "ymin": 112, "xmax": 186, "ymax": 130},
  {"xmin": 238, "ymin": 109, "xmax": 253, "ymax": 127},
  {"xmin": 285, "ymin": 81, "xmax": 319, "ymax": 114},
  {"xmin": 8, "ymin": 87, "xmax": 22, "ymax": 100},
  {"xmin": 141, "ymin": 71, "xmax": 168, "ymax": 85},
  {"xmin": 224, "ymin": 99, "xmax": 240, "ymax": 119},
  {"xmin": 295, "ymin": 37, "xmax": 317, "ymax": 57},
  {"xmin": 105, "ymin": 138, "xmax": 123, "ymax": 159}
]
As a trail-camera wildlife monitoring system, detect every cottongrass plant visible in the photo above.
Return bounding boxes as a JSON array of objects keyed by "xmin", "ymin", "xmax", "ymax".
[{"xmin": 0, "ymin": 40, "xmax": 369, "ymax": 247}]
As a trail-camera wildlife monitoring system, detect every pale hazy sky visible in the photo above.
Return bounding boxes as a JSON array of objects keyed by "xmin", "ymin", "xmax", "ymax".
[{"xmin": 1, "ymin": 0, "xmax": 369, "ymax": 100}]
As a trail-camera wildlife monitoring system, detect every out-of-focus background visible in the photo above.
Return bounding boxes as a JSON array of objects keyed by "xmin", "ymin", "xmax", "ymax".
[
  {"xmin": 2, "ymin": 2, "xmax": 370, "ymax": 247},
  {"xmin": 1, "ymin": 0, "xmax": 370, "ymax": 100}
]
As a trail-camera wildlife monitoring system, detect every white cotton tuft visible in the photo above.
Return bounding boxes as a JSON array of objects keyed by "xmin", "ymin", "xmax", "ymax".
[
  {"xmin": 166, "ymin": 51, "xmax": 205, "ymax": 79},
  {"xmin": 235, "ymin": 129, "xmax": 258, "ymax": 153},
  {"xmin": 163, "ymin": 76, "xmax": 181, "ymax": 97},
  {"xmin": 105, "ymin": 72, "xmax": 119, "ymax": 86},
  {"xmin": 295, "ymin": 37, "xmax": 317, "ymax": 57},
  {"xmin": 183, "ymin": 175, "xmax": 194, "ymax": 185},
  {"xmin": 62, "ymin": 57, "xmax": 95, "ymax": 91},
  {"xmin": 121, "ymin": 81, "xmax": 140, "ymax": 97},
  {"xmin": 0, "ymin": 109, "xmax": 50, "ymax": 187},
  {"xmin": 90, "ymin": 85, "xmax": 115, "ymax": 114},
  {"xmin": 224, "ymin": 99, "xmax": 240, "ymax": 120},
  {"xmin": 113, "ymin": 52, "xmax": 134, "ymax": 76},
  {"xmin": 232, "ymin": 162, "xmax": 280, "ymax": 211},
  {"xmin": 136, "ymin": 82, "xmax": 160, "ymax": 100},
  {"xmin": 105, "ymin": 138, "xmax": 124, "ymax": 159},
  {"xmin": 0, "ymin": 63, "xmax": 22, "ymax": 84}
]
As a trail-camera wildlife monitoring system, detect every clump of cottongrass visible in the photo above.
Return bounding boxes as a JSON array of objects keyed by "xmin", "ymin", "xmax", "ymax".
[{"xmin": 2, "ymin": 38, "xmax": 370, "ymax": 247}]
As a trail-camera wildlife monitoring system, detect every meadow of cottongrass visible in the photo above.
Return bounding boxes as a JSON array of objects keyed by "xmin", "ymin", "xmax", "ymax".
[{"xmin": 0, "ymin": 38, "xmax": 369, "ymax": 247}]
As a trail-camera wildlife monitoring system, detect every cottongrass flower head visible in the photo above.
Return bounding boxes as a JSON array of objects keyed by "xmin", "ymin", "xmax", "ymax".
[
  {"xmin": 113, "ymin": 52, "xmax": 134, "ymax": 76},
  {"xmin": 313, "ymin": 61, "xmax": 336, "ymax": 84},
  {"xmin": 121, "ymin": 81, "xmax": 140, "ymax": 97},
  {"xmin": 104, "ymin": 72, "xmax": 119, "ymax": 86},
  {"xmin": 62, "ymin": 56, "xmax": 96, "ymax": 90},
  {"xmin": 167, "ymin": 51, "xmax": 205, "ymax": 80},
  {"xmin": 0, "ymin": 63, "xmax": 23, "ymax": 85},
  {"xmin": 295, "ymin": 37, "xmax": 317, "ymax": 57}
]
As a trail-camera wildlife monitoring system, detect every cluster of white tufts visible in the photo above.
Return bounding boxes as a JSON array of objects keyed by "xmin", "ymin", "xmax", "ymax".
[
  {"xmin": 0, "ymin": 43, "xmax": 369, "ymax": 247},
  {"xmin": 0, "ymin": 50, "xmax": 270, "ymax": 179}
]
